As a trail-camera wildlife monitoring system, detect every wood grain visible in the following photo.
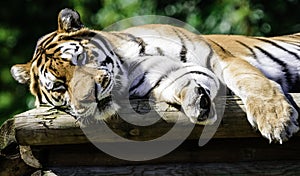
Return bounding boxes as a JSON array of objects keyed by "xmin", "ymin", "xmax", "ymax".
[
  {"xmin": 12, "ymin": 94, "xmax": 300, "ymax": 146},
  {"xmin": 45, "ymin": 160, "xmax": 300, "ymax": 176},
  {"xmin": 1, "ymin": 94, "xmax": 300, "ymax": 175}
]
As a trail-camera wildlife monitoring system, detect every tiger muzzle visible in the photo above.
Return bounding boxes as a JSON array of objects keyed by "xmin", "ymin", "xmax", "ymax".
[{"xmin": 69, "ymin": 66, "xmax": 114, "ymax": 119}]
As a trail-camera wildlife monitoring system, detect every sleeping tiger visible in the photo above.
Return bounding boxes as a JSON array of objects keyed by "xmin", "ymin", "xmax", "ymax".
[{"xmin": 11, "ymin": 8, "xmax": 300, "ymax": 143}]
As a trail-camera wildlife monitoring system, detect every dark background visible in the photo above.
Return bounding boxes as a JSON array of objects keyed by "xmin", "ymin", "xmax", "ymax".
[{"xmin": 0, "ymin": 0, "xmax": 299, "ymax": 125}]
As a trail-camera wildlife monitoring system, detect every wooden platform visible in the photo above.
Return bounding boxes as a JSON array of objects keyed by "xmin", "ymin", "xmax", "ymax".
[{"xmin": 1, "ymin": 94, "xmax": 300, "ymax": 175}]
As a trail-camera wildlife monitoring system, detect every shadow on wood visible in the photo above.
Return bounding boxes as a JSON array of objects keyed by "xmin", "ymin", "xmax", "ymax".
[{"xmin": 1, "ymin": 94, "xmax": 300, "ymax": 175}]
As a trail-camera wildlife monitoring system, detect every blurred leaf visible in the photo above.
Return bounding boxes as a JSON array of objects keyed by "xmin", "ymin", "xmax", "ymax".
[{"xmin": 0, "ymin": 92, "xmax": 13, "ymax": 110}]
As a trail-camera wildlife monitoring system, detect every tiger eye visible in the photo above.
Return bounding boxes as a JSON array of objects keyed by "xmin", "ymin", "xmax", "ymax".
[
  {"xmin": 75, "ymin": 53, "xmax": 87, "ymax": 66},
  {"xmin": 52, "ymin": 81, "xmax": 66, "ymax": 92},
  {"xmin": 77, "ymin": 53, "xmax": 84, "ymax": 61}
]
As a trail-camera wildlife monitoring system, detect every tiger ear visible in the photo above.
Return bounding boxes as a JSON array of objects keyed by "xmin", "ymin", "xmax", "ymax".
[
  {"xmin": 58, "ymin": 8, "xmax": 84, "ymax": 33},
  {"xmin": 11, "ymin": 63, "xmax": 31, "ymax": 84}
]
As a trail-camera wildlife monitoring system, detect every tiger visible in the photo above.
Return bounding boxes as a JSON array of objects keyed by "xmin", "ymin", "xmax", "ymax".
[{"xmin": 10, "ymin": 8, "xmax": 300, "ymax": 143}]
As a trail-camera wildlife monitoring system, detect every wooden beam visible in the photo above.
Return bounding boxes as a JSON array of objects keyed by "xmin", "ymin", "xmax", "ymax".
[
  {"xmin": 10, "ymin": 94, "xmax": 300, "ymax": 146},
  {"xmin": 41, "ymin": 160, "xmax": 300, "ymax": 175}
]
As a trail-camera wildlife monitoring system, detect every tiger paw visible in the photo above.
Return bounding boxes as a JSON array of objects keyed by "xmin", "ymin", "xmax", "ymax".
[
  {"xmin": 181, "ymin": 86, "xmax": 217, "ymax": 125},
  {"xmin": 245, "ymin": 94, "xmax": 299, "ymax": 144}
]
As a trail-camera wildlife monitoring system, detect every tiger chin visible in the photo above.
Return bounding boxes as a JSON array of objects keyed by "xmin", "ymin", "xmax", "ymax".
[
  {"xmin": 10, "ymin": 8, "xmax": 300, "ymax": 144},
  {"xmin": 66, "ymin": 65, "xmax": 124, "ymax": 125}
]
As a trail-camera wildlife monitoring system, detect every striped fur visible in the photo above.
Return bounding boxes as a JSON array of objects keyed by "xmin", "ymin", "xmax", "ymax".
[
  {"xmin": 205, "ymin": 34, "xmax": 300, "ymax": 93},
  {"xmin": 11, "ymin": 9, "xmax": 300, "ymax": 143}
]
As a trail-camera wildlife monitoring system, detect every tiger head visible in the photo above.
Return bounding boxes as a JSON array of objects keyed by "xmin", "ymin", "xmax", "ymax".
[{"xmin": 11, "ymin": 8, "xmax": 127, "ymax": 123}]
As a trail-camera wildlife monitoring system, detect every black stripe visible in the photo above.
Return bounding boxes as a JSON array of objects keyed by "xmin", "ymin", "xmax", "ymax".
[
  {"xmin": 114, "ymin": 53, "xmax": 124, "ymax": 64},
  {"xmin": 63, "ymin": 30, "xmax": 96, "ymax": 39},
  {"xmin": 129, "ymin": 72, "xmax": 147, "ymax": 93},
  {"xmin": 42, "ymin": 89, "xmax": 54, "ymax": 106},
  {"xmin": 165, "ymin": 70, "xmax": 217, "ymax": 96},
  {"xmin": 53, "ymin": 46, "xmax": 63, "ymax": 54},
  {"xmin": 33, "ymin": 75, "xmax": 43, "ymax": 104},
  {"xmin": 136, "ymin": 37, "xmax": 146, "ymax": 56},
  {"xmin": 128, "ymin": 57, "xmax": 149, "ymax": 74},
  {"xmin": 93, "ymin": 34, "xmax": 113, "ymax": 51},
  {"xmin": 49, "ymin": 64, "xmax": 58, "ymax": 73},
  {"xmin": 61, "ymin": 32, "xmax": 117, "ymax": 63},
  {"xmin": 48, "ymin": 59, "xmax": 59, "ymax": 73},
  {"xmin": 208, "ymin": 39, "xmax": 234, "ymax": 57},
  {"xmin": 74, "ymin": 45, "xmax": 80, "ymax": 52},
  {"xmin": 143, "ymin": 68, "xmax": 181, "ymax": 97},
  {"xmin": 51, "ymin": 94, "xmax": 61, "ymax": 103},
  {"xmin": 40, "ymin": 64, "xmax": 45, "ymax": 75},
  {"xmin": 235, "ymin": 40, "xmax": 258, "ymax": 59},
  {"xmin": 275, "ymin": 39, "xmax": 300, "ymax": 46},
  {"xmin": 172, "ymin": 29, "xmax": 188, "ymax": 62},
  {"xmin": 126, "ymin": 33, "xmax": 142, "ymax": 44},
  {"xmin": 95, "ymin": 82, "xmax": 100, "ymax": 104},
  {"xmin": 172, "ymin": 70, "xmax": 217, "ymax": 86},
  {"xmin": 59, "ymin": 36, "xmax": 82, "ymax": 42},
  {"xmin": 288, "ymin": 35, "xmax": 300, "ymax": 42},
  {"xmin": 92, "ymin": 50, "xmax": 99, "ymax": 57},
  {"xmin": 143, "ymin": 79, "xmax": 162, "ymax": 97},
  {"xmin": 156, "ymin": 47, "xmax": 164, "ymax": 56},
  {"xmin": 280, "ymin": 40, "xmax": 300, "ymax": 49},
  {"xmin": 255, "ymin": 38, "xmax": 300, "ymax": 60},
  {"xmin": 36, "ymin": 56, "xmax": 42, "ymax": 66},
  {"xmin": 47, "ymin": 43, "xmax": 59, "ymax": 50},
  {"xmin": 145, "ymin": 69, "xmax": 217, "ymax": 97},
  {"xmin": 117, "ymin": 33, "xmax": 147, "ymax": 56},
  {"xmin": 205, "ymin": 47, "xmax": 214, "ymax": 70},
  {"xmin": 110, "ymin": 33, "xmax": 127, "ymax": 40},
  {"xmin": 42, "ymin": 33, "xmax": 57, "ymax": 48},
  {"xmin": 254, "ymin": 46, "xmax": 293, "ymax": 87},
  {"xmin": 37, "ymin": 90, "xmax": 43, "ymax": 104},
  {"xmin": 89, "ymin": 39, "xmax": 112, "ymax": 56},
  {"xmin": 100, "ymin": 56, "xmax": 114, "ymax": 66},
  {"xmin": 176, "ymin": 30, "xmax": 191, "ymax": 63},
  {"xmin": 180, "ymin": 45, "xmax": 187, "ymax": 62},
  {"xmin": 32, "ymin": 34, "xmax": 56, "ymax": 63}
]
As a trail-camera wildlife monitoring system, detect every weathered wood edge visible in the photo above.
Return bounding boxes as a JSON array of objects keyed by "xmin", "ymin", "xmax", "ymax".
[
  {"xmin": 3, "ymin": 94, "xmax": 300, "ymax": 146},
  {"xmin": 0, "ymin": 118, "xmax": 15, "ymax": 152},
  {"xmin": 43, "ymin": 160, "xmax": 300, "ymax": 176}
]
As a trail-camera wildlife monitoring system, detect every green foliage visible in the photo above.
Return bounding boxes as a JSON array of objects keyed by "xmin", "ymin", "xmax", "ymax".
[{"xmin": 0, "ymin": 0, "xmax": 299, "ymax": 125}]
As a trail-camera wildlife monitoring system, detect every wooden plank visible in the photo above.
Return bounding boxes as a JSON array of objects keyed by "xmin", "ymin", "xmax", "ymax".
[
  {"xmin": 13, "ymin": 94, "xmax": 300, "ymax": 146},
  {"xmin": 43, "ymin": 160, "xmax": 300, "ymax": 176},
  {"xmin": 1, "ymin": 94, "xmax": 300, "ymax": 174},
  {"xmin": 0, "ymin": 118, "xmax": 15, "ymax": 152},
  {"xmin": 31, "ymin": 137, "xmax": 300, "ymax": 167}
]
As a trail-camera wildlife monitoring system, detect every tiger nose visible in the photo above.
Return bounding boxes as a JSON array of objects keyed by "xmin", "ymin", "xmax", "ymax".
[
  {"xmin": 197, "ymin": 94, "xmax": 211, "ymax": 121},
  {"xmin": 200, "ymin": 94, "xmax": 210, "ymax": 109},
  {"xmin": 197, "ymin": 109, "xmax": 210, "ymax": 121}
]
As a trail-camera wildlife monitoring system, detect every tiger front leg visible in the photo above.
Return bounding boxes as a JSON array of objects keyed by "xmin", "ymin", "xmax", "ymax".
[
  {"xmin": 222, "ymin": 58, "xmax": 299, "ymax": 143},
  {"xmin": 153, "ymin": 70, "xmax": 220, "ymax": 125}
]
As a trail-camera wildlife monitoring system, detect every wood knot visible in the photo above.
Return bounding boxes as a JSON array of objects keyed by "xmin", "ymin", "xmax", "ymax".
[{"xmin": 129, "ymin": 128, "xmax": 140, "ymax": 136}]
